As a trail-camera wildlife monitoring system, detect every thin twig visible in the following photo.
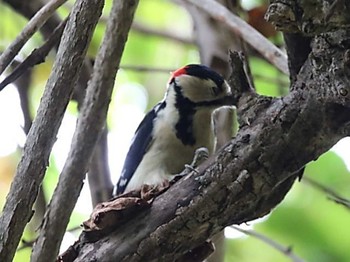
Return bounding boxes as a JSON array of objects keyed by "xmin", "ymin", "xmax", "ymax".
[
  {"xmin": 17, "ymin": 225, "xmax": 82, "ymax": 251},
  {"xmin": 253, "ymin": 73, "xmax": 289, "ymax": 85},
  {"xmin": 88, "ymin": 127, "xmax": 114, "ymax": 206},
  {"xmin": 303, "ymin": 176, "xmax": 350, "ymax": 210},
  {"xmin": 0, "ymin": 0, "xmax": 68, "ymax": 76},
  {"xmin": 63, "ymin": 2, "xmax": 193, "ymax": 45},
  {"xmin": 231, "ymin": 226, "xmax": 305, "ymax": 262},
  {"xmin": 121, "ymin": 64, "xmax": 175, "ymax": 73},
  {"xmin": 182, "ymin": 0, "xmax": 289, "ymax": 75},
  {"xmin": 17, "ymin": 239, "xmax": 35, "ymax": 251},
  {"xmin": 325, "ymin": 0, "xmax": 345, "ymax": 22},
  {"xmin": 0, "ymin": 18, "xmax": 68, "ymax": 92},
  {"xmin": 131, "ymin": 21, "xmax": 193, "ymax": 45}
]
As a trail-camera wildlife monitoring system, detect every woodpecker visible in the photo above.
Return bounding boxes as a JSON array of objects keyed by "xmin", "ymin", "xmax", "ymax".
[{"xmin": 114, "ymin": 64, "xmax": 233, "ymax": 195}]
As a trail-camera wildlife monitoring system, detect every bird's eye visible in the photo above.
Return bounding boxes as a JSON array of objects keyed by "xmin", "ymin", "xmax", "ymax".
[{"xmin": 210, "ymin": 86, "xmax": 220, "ymax": 96}]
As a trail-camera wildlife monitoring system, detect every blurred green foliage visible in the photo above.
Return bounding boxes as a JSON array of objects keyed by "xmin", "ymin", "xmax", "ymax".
[
  {"xmin": 226, "ymin": 151, "xmax": 350, "ymax": 262},
  {"xmin": 0, "ymin": 0, "xmax": 349, "ymax": 261}
]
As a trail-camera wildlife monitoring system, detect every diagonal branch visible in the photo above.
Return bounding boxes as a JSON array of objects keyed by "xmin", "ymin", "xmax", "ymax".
[
  {"xmin": 131, "ymin": 21, "xmax": 193, "ymax": 45},
  {"xmin": 0, "ymin": 0, "xmax": 104, "ymax": 261},
  {"xmin": 65, "ymin": 37, "xmax": 350, "ymax": 260},
  {"xmin": 231, "ymin": 226, "xmax": 305, "ymax": 262},
  {"xmin": 88, "ymin": 127, "xmax": 114, "ymax": 206},
  {"xmin": 0, "ymin": 18, "xmax": 68, "ymax": 91},
  {"xmin": 181, "ymin": 0, "xmax": 289, "ymax": 74},
  {"xmin": 31, "ymin": 0, "xmax": 139, "ymax": 261},
  {"xmin": 0, "ymin": 0, "xmax": 68, "ymax": 76},
  {"xmin": 303, "ymin": 177, "xmax": 350, "ymax": 210},
  {"xmin": 5, "ymin": 0, "xmax": 115, "ymax": 209},
  {"xmin": 120, "ymin": 65, "xmax": 175, "ymax": 73},
  {"xmin": 64, "ymin": 2, "xmax": 193, "ymax": 45},
  {"xmin": 14, "ymin": 65, "xmax": 48, "ymax": 235}
]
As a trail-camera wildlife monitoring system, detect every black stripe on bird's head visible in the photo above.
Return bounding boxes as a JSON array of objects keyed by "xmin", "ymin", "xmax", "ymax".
[{"xmin": 180, "ymin": 64, "xmax": 224, "ymax": 89}]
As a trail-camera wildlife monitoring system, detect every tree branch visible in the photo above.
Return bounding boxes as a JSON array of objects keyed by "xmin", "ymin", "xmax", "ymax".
[
  {"xmin": 265, "ymin": 0, "xmax": 350, "ymax": 34},
  {"xmin": 131, "ymin": 21, "xmax": 193, "ymax": 45},
  {"xmin": 182, "ymin": 1, "xmax": 243, "ymax": 260},
  {"xmin": 0, "ymin": 18, "xmax": 68, "ymax": 91},
  {"xmin": 0, "ymin": 0, "xmax": 104, "ymax": 260},
  {"xmin": 3, "ymin": 0, "xmax": 62, "ymax": 40},
  {"xmin": 0, "ymin": 0, "xmax": 68, "ymax": 75},
  {"xmin": 88, "ymin": 127, "xmax": 113, "ymax": 206},
  {"xmin": 5, "ymin": 0, "xmax": 115, "ymax": 210},
  {"xmin": 231, "ymin": 226, "xmax": 305, "ymax": 262},
  {"xmin": 14, "ymin": 65, "xmax": 48, "ymax": 234},
  {"xmin": 31, "ymin": 1, "xmax": 139, "ymax": 261},
  {"xmin": 181, "ymin": 0, "xmax": 289, "ymax": 74},
  {"xmin": 303, "ymin": 177, "xmax": 350, "ymax": 210},
  {"xmin": 63, "ymin": 29, "xmax": 350, "ymax": 259},
  {"xmin": 64, "ymin": 2, "xmax": 194, "ymax": 45},
  {"xmin": 120, "ymin": 65, "xmax": 175, "ymax": 73}
]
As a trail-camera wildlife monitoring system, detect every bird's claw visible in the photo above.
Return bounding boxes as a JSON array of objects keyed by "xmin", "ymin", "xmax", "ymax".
[{"xmin": 190, "ymin": 147, "xmax": 209, "ymax": 168}]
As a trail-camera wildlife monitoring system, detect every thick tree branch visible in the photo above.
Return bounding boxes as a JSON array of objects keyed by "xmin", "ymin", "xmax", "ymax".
[
  {"xmin": 0, "ymin": 0, "xmax": 103, "ymax": 260},
  {"xmin": 182, "ymin": 1, "xmax": 243, "ymax": 259},
  {"xmin": 266, "ymin": 0, "xmax": 350, "ymax": 34},
  {"xmin": 14, "ymin": 66, "xmax": 48, "ymax": 233},
  {"xmin": 31, "ymin": 1, "xmax": 139, "ymax": 261},
  {"xmin": 5, "ymin": 0, "xmax": 115, "ymax": 207},
  {"xmin": 67, "ymin": 25, "xmax": 350, "ymax": 260}
]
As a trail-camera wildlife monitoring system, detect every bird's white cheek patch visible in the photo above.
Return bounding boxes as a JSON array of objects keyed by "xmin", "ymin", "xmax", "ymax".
[{"xmin": 179, "ymin": 77, "xmax": 215, "ymax": 103}]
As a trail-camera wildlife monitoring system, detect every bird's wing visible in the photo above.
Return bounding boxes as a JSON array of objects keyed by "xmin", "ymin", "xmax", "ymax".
[{"xmin": 115, "ymin": 102, "xmax": 165, "ymax": 194}]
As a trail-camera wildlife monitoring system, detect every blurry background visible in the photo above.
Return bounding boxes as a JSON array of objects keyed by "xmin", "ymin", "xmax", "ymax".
[{"xmin": 0, "ymin": 0, "xmax": 350, "ymax": 261}]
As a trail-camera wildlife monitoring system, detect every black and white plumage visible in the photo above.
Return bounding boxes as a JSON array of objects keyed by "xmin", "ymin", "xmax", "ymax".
[{"xmin": 114, "ymin": 64, "xmax": 233, "ymax": 195}]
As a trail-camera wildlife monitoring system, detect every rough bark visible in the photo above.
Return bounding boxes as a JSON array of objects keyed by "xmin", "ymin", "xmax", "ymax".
[
  {"xmin": 0, "ymin": 0, "xmax": 104, "ymax": 261},
  {"xmin": 30, "ymin": 0, "xmax": 138, "ymax": 261},
  {"xmin": 265, "ymin": 0, "xmax": 350, "ymax": 34},
  {"xmin": 70, "ymin": 44, "xmax": 350, "ymax": 261},
  {"xmin": 66, "ymin": 1, "xmax": 350, "ymax": 260},
  {"xmin": 4, "ymin": 0, "xmax": 114, "ymax": 205},
  {"xmin": 14, "ymin": 66, "xmax": 47, "ymax": 232},
  {"xmin": 179, "ymin": 1, "xmax": 241, "ymax": 261}
]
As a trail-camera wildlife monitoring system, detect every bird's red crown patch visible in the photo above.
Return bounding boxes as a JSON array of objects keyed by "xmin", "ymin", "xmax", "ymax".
[{"xmin": 171, "ymin": 66, "xmax": 188, "ymax": 78}]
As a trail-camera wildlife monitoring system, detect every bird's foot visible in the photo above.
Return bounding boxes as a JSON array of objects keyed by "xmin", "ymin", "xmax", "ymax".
[
  {"xmin": 190, "ymin": 147, "xmax": 210, "ymax": 168},
  {"xmin": 171, "ymin": 147, "xmax": 209, "ymax": 183}
]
